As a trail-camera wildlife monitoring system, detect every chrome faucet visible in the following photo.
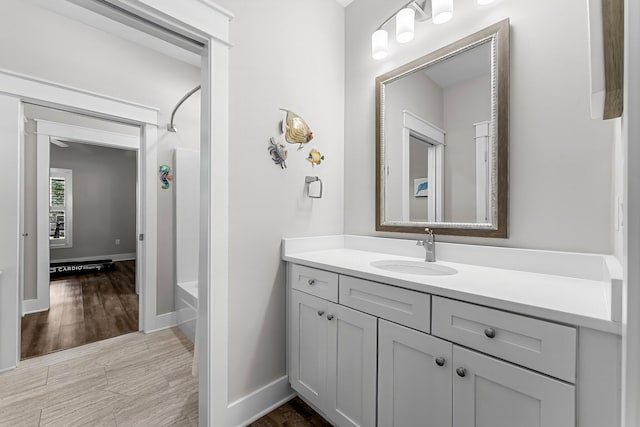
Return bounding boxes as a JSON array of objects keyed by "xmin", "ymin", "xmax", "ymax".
[{"xmin": 416, "ymin": 228, "xmax": 436, "ymax": 262}]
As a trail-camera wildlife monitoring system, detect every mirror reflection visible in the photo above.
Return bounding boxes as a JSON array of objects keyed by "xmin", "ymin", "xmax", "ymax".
[
  {"xmin": 384, "ymin": 40, "xmax": 493, "ymax": 224},
  {"xmin": 377, "ymin": 20, "xmax": 508, "ymax": 237}
]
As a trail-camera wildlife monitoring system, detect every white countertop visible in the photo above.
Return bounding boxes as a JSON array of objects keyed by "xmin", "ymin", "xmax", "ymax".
[{"xmin": 282, "ymin": 235, "xmax": 622, "ymax": 335}]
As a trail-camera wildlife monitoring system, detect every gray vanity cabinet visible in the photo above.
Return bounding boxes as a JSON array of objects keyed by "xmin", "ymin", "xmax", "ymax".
[
  {"xmin": 452, "ymin": 346, "xmax": 575, "ymax": 427},
  {"xmin": 378, "ymin": 320, "xmax": 452, "ymax": 427},
  {"xmin": 378, "ymin": 320, "xmax": 575, "ymax": 427},
  {"xmin": 287, "ymin": 263, "xmax": 618, "ymax": 427},
  {"xmin": 290, "ymin": 289, "xmax": 377, "ymax": 427},
  {"xmin": 290, "ymin": 290, "xmax": 329, "ymax": 412}
]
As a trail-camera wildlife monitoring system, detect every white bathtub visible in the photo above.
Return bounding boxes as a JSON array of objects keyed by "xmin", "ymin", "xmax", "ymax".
[{"xmin": 176, "ymin": 281, "xmax": 198, "ymax": 343}]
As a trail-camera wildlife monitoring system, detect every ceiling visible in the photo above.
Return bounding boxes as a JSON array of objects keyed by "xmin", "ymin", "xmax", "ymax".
[
  {"xmin": 34, "ymin": 0, "xmax": 202, "ymax": 67},
  {"xmin": 423, "ymin": 41, "xmax": 492, "ymax": 89},
  {"xmin": 38, "ymin": 0, "xmax": 352, "ymax": 67}
]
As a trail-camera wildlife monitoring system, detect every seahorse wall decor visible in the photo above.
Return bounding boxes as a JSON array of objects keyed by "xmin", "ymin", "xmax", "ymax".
[{"xmin": 159, "ymin": 165, "xmax": 173, "ymax": 189}]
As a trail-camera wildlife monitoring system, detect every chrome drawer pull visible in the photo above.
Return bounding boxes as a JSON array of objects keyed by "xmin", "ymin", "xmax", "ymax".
[
  {"xmin": 317, "ymin": 310, "xmax": 325, "ymax": 316},
  {"xmin": 327, "ymin": 314, "xmax": 335, "ymax": 321},
  {"xmin": 456, "ymin": 367, "xmax": 467, "ymax": 378},
  {"xmin": 484, "ymin": 328, "xmax": 496, "ymax": 339},
  {"xmin": 435, "ymin": 357, "xmax": 445, "ymax": 367},
  {"xmin": 308, "ymin": 279, "xmax": 316, "ymax": 286}
]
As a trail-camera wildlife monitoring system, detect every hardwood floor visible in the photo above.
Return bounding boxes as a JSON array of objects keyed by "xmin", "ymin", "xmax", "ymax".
[
  {"xmin": 249, "ymin": 397, "xmax": 332, "ymax": 427},
  {"xmin": 0, "ymin": 328, "xmax": 197, "ymax": 426},
  {"xmin": 21, "ymin": 261, "xmax": 138, "ymax": 360}
]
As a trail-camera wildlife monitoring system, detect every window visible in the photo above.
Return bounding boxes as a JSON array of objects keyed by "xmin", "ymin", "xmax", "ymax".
[{"xmin": 49, "ymin": 168, "xmax": 73, "ymax": 248}]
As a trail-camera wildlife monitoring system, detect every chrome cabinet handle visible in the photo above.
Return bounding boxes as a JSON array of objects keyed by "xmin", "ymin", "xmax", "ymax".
[
  {"xmin": 435, "ymin": 357, "xmax": 445, "ymax": 367},
  {"xmin": 308, "ymin": 279, "xmax": 316, "ymax": 286},
  {"xmin": 456, "ymin": 367, "xmax": 467, "ymax": 378},
  {"xmin": 327, "ymin": 314, "xmax": 335, "ymax": 321},
  {"xmin": 484, "ymin": 328, "xmax": 496, "ymax": 339},
  {"xmin": 317, "ymin": 310, "xmax": 325, "ymax": 316}
]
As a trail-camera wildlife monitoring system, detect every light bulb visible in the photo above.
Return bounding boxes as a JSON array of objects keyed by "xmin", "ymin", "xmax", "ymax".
[
  {"xmin": 396, "ymin": 8, "xmax": 415, "ymax": 44},
  {"xmin": 372, "ymin": 29, "xmax": 388, "ymax": 60},
  {"xmin": 432, "ymin": 0, "xmax": 453, "ymax": 24}
]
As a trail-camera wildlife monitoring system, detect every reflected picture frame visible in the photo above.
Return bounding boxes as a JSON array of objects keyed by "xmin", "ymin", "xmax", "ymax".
[{"xmin": 414, "ymin": 178, "xmax": 428, "ymax": 197}]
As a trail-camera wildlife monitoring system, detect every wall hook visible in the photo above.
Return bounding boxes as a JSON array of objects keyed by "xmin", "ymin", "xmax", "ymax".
[{"xmin": 305, "ymin": 176, "xmax": 323, "ymax": 198}]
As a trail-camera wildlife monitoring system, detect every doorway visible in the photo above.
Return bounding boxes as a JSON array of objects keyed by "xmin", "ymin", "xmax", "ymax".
[{"xmin": 20, "ymin": 113, "xmax": 142, "ymax": 358}]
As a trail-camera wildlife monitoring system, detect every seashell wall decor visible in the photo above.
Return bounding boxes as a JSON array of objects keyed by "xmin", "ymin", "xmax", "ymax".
[{"xmin": 280, "ymin": 109, "xmax": 313, "ymax": 149}]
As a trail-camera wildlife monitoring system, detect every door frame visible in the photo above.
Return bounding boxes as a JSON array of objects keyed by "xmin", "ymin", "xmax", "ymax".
[
  {"xmin": 0, "ymin": 69, "xmax": 159, "ymax": 373},
  {"xmin": 0, "ymin": 1, "xmax": 235, "ymax": 425},
  {"xmin": 24, "ymin": 119, "xmax": 144, "ymax": 333}
]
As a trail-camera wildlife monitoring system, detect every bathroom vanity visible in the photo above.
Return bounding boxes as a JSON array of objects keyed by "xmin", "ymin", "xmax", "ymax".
[{"xmin": 283, "ymin": 235, "xmax": 622, "ymax": 427}]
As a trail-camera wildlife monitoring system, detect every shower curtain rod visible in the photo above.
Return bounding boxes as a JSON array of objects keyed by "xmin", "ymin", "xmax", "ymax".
[{"xmin": 167, "ymin": 85, "xmax": 201, "ymax": 132}]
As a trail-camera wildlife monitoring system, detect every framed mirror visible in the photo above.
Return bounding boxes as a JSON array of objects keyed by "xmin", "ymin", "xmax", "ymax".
[{"xmin": 376, "ymin": 19, "xmax": 509, "ymax": 237}]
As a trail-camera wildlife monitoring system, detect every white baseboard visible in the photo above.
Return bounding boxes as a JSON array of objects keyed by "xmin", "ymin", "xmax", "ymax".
[
  {"xmin": 229, "ymin": 375, "xmax": 294, "ymax": 427},
  {"xmin": 22, "ymin": 298, "xmax": 49, "ymax": 315},
  {"xmin": 0, "ymin": 365, "xmax": 17, "ymax": 374},
  {"xmin": 144, "ymin": 311, "xmax": 178, "ymax": 333},
  {"xmin": 50, "ymin": 252, "xmax": 137, "ymax": 263}
]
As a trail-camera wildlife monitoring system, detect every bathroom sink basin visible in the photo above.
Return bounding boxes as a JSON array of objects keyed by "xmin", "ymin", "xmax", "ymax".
[{"xmin": 370, "ymin": 260, "xmax": 458, "ymax": 276}]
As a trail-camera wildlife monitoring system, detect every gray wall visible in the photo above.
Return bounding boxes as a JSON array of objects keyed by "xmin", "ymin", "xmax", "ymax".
[
  {"xmin": 1, "ymin": 0, "xmax": 201, "ymax": 314},
  {"xmin": 22, "ymin": 107, "xmax": 140, "ymax": 300},
  {"xmin": 409, "ymin": 137, "xmax": 429, "ymax": 221},
  {"xmin": 443, "ymin": 74, "xmax": 491, "ymax": 223},
  {"xmin": 49, "ymin": 142, "xmax": 137, "ymax": 261},
  {"xmin": 345, "ymin": 0, "xmax": 615, "ymax": 253}
]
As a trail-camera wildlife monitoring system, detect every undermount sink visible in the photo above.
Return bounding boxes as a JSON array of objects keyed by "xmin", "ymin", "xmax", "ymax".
[{"xmin": 370, "ymin": 260, "xmax": 458, "ymax": 276}]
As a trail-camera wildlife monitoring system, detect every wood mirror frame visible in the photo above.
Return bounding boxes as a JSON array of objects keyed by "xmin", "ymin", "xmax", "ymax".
[{"xmin": 375, "ymin": 19, "xmax": 510, "ymax": 237}]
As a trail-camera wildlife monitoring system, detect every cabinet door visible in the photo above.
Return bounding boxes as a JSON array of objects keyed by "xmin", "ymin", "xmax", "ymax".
[
  {"xmin": 290, "ymin": 290, "xmax": 329, "ymax": 412},
  {"xmin": 453, "ymin": 346, "xmax": 575, "ymax": 427},
  {"xmin": 326, "ymin": 302, "xmax": 377, "ymax": 427},
  {"xmin": 378, "ymin": 320, "xmax": 452, "ymax": 427}
]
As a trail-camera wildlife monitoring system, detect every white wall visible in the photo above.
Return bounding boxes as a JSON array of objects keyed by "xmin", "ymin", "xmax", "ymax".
[
  {"xmin": 622, "ymin": 0, "xmax": 640, "ymax": 423},
  {"xmin": 0, "ymin": 96, "xmax": 21, "ymax": 370},
  {"xmin": 385, "ymin": 71, "xmax": 443, "ymax": 221},
  {"xmin": 0, "ymin": 0, "xmax": 200, "ymax": 314},
  {"xmin": 212, "ymin": 0, "xmax": 345, "ymax": 403},
  {"xmin": 345, "ymin": 0, "xmax": 615, "ymax": 253}
]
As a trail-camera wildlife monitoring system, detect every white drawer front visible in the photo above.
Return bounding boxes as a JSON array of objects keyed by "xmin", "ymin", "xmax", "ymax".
[
  {"xmin": 339, "ymin": 276, "xmax": 430, "ymax": 333},
  {"xmin": 290, "ymin": 264, "xmax": 338, "ymax": 302},
  {"xmin": 432, "ymin": 296, "xmax": 576, "ymax": 382}
]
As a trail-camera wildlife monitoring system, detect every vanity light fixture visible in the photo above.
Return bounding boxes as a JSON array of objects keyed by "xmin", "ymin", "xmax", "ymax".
[
  {"xmin": 396, "ymin": 8, "xmax": 416, "ymax": 43},
  {"xmin": 372, "ymin": 29, "xmax": 389, "ymax": 60},
  {"xmin": 371, "ymin": 0, "xmax": 450, "ymax": 60},
  {"xmin": 432, "ymin": 0, "xmax": 453, "ymax": 24}
]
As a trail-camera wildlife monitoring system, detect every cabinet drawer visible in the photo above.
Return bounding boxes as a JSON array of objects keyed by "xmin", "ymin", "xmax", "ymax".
[
  {"xmin": 290, "ymin": 264, "xmax": 338, "ymax": 302},
  {"xmin": 432, "ymin": 296, "xmax": 576, "ymax": 382},
  {"xmin": 339, "ymin": 276, "xmax": 430, "ymax": 333}
]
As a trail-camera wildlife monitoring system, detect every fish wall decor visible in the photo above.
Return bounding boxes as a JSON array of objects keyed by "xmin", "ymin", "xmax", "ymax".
[
  {"xmin": 159, "ymin": 165, "xmax": 173, "ymax": 189},
  {"xmin": 306, "ymin": 149, "xmax": 325, "ymax": 166},
  {"xmin": 280, "ymin": 109, "xmax": 313, "ymax": 149}
]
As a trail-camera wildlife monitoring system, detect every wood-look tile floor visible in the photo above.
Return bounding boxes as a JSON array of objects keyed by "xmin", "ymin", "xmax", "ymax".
[
  {"xmin": 21, "ymin": 261, "xmax": 138, "ymax": 360},
  {"xmin": 249, "ymin": 397, "xmax": 332, "ymax": 427},
  {"xmin": 0, "ymin": 328, "xmax": 198, "ymax": 427}
]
